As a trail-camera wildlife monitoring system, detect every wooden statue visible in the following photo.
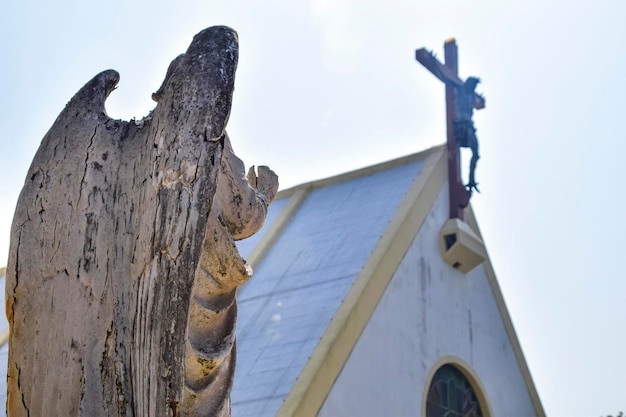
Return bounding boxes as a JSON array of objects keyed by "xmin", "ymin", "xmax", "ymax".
[{"xmin": 5, "ymin": 25, "xmax": 277, "ymax": 417}]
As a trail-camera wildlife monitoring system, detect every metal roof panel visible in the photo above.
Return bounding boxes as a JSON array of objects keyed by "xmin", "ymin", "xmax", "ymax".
[{"xmin": 232, "ymin": 158, "xmax": 426, "ymax": 416}]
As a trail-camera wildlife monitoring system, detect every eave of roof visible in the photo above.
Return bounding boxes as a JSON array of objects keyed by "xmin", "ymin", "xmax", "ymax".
[{"xmin": 273, "ymin": 145, "xmax": 446, "ymax": 201}]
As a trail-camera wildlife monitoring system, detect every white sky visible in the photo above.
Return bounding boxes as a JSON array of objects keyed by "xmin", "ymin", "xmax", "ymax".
[{"xmin": 1, "ymin": 1, "xmax": 625, "ymax": 415}]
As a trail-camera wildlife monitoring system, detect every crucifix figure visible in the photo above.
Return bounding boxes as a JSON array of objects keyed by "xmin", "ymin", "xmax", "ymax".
[
  {"xmin": 453, "ymin": 75, "xmax": 481, "ymax": 193},
  {"xmin": 415, "ymin": 38, "xmax": 485, "ymax": 220}
]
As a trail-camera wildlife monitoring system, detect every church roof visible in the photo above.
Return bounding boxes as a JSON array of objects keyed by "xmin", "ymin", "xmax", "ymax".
[
  {"xmin": 231, "ymin": 145, "xmax": 544, "ymax": 417},
  {"xmin": 232, "ymin": 145, "xmax": 448, "ymax": 416}
]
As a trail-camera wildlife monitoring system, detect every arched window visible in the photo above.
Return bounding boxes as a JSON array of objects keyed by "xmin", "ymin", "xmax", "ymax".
[{"xmin": 426, "ymin": 364, "xmax": 484, "ymax": 417}]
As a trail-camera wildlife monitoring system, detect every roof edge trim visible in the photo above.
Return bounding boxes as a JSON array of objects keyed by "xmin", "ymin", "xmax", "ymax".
[
  {"xmin": 0, "ymin": 329, "xmax": 8, "ymax": 349},
  {"xmin": 465, "ymin": 207, "xmax": 546, "ymax": 417},
  {"xmin": 277, "ymin": 147, "xmax": 447, "ymax": 417},
  {"xmin": 275, "ymin": 145, "xmax": 446, "ymax": 199}
]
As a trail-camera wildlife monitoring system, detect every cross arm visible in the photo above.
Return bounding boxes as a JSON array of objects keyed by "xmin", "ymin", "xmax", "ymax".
[{"xmin": 415, "ymin": 48, "xmax": 485, "ymax": 110}]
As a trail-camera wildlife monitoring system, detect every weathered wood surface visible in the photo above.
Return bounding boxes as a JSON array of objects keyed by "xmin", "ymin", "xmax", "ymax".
[{"xmin": 5, "ymin": 26, "xmax": 277, "ymax": 416}]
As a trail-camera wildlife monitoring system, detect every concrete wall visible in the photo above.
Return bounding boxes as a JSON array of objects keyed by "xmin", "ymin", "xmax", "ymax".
[{"xmin": 318, "ymin": 185, "xmax": 537, "ymax": 417}]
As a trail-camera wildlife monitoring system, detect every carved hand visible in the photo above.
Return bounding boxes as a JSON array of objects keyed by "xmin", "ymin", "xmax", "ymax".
[{"xmin": 247, "ymin": 165, "xmax": 279, "ymax": 205}]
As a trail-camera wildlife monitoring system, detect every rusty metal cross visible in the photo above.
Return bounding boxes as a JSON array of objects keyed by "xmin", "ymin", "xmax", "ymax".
[{"xmin": 415, "ymin": 38, "xmax": 485, "ymax": 221}]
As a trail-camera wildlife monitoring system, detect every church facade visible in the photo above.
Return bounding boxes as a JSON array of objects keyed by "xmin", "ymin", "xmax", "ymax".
[{"xmin": 232, "ymin": 145, "xmax": 544, "ymax": 417}]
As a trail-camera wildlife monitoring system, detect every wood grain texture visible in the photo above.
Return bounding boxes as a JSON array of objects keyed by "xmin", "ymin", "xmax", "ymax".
[{"xmin": 5, "ymin": 26, "xmax": 277, "ymax": 417}]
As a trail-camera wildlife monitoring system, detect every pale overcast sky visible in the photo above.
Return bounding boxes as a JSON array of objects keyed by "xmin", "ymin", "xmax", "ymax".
[{"xmin": 1, "ymin": 1, "xmax": 625, "ymax": 415}]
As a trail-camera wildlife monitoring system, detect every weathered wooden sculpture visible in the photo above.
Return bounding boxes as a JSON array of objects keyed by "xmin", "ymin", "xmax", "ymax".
[{"xmin": 5, "ymin": 26, "xmax": 278, "ymax": 416}]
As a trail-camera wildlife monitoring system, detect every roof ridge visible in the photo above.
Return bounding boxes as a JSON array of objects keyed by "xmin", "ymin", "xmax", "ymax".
[{"xmin": 276, "ymin": 144, "xmax": 445, "ymax": 199}]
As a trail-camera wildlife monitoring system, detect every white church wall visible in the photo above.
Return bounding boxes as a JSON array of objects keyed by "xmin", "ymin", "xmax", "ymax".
[{"xmin": 318, "ymin": 185, "xmax": 537, "ymax": 417}]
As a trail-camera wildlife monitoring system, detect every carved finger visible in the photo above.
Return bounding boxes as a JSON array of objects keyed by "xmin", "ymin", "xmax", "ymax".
[
  {"xmin": 246, "ymin": 166, "xmax": 257, "ymax": 188},
  {"xmin": 256, "ymin": 165, "xmax": 279, "ymax": 204}
]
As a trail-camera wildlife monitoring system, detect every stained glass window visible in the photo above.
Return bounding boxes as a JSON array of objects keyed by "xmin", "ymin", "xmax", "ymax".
[{"xmin": 426, "ymin": 364, "xmax": 484, "ymax": 417}]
